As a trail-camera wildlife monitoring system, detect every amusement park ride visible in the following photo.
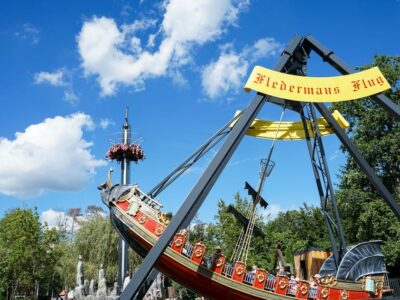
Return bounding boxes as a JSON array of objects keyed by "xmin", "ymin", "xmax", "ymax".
[{"xmin": 99, "ymin": 35, "xmax": 400, "ymax": 299}]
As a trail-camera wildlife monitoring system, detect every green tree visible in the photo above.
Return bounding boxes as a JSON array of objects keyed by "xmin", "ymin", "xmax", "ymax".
[
  {"xmin": 332, "ymin": 55, "xmax": 400, "ymax": 275},
  {"xmin": 205, "ymin": 193, "xmax": 269, "ymax": 267},
  {"xmin": 59, "ymin": 213, "xmax": 141, "ymax": 289},
  {"xmin": 264, "ymin": 204, "xmax": 330, "ymax": 269},
  {"xmin": 0, "ymin": 208, "xmax": 62, "ymax": 300},
  {"xmin": 206, "ymin": 195, "xmax": 330, "ymax": 272},
  {"xmin": 172, "ymin": 280, "xmax": 198, "ymax": 300}
]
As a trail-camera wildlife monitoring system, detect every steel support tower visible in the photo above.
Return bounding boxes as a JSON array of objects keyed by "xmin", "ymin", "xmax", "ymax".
[
  {"xmin": 120, "ymin": 35, "xmax": 400, "ymax": 299},
  {"xmin": 118, "ymin": 108, "xmax": 130, "ymax": 293}
]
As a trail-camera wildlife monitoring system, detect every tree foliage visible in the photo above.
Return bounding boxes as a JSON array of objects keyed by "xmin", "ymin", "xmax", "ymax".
[
  {"xmin": 0, "ymin": 208, "xmax": 62, "ymax": 299},
  {"xmin": 332, "ymin": 55, "xmax": 400, "ymax": 274},
  {"xmin": 191, "ymin": 193, "xmax": 329, "ymax": 272},
  {"xmin": 58, "ymin": 213, "xmax": 141, "ymax": 289},
  {"xmin": 264, "ymin": 205, "xmax": 330, "ymax": 268},
  {"xmin": 204, "ymin": 193, "xmax": 270, "ymax": 268},
  {"xmin": 0, "ymin": 206, "xmax": 142, "ymax": 298}
]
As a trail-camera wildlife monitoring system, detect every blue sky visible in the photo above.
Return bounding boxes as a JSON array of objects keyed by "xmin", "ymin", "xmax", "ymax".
[{"xmin": 0, "ymin": 0, "xmax": 399, "ymax": 226}]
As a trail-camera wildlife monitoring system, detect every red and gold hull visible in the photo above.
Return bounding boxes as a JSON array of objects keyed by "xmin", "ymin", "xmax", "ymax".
[{"xmin": 110, "ymin": 200, "xmax": 384, "ymax": 300}]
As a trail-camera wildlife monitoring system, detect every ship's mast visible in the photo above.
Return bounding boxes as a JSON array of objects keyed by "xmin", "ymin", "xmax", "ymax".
[
  {"xmin": 118, "ymin": 107, "xmax": 130, "ymax": 292},
  {"xmin": 231, "ymin": 107, "xmax": 284, "ymax": 264}
]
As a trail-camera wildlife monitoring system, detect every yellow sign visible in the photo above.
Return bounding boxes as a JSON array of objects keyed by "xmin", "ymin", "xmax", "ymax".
[{"xmin": 244, "ymin": 66, "xmax": 390, "ymax": 102}]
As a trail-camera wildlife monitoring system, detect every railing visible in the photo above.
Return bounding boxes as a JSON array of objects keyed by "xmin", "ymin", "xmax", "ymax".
[
  {"xmin": 203, "ymin": 254, "xmax": 212, "ymax": 267},
  {"xmin": 287, "ymin": 281, "xmax": 297, "ymax": 296},
  {"xmin": 389, "ymin": 278, "xmax": 400, "ymax": 298},
  {"xmin": 167, "ymin": 235, "xmax": 400, "ymax": 300},
  {"xmin": 166, "ymin": 231, "xmax": 328, "ymax": 299},
  {"xmin": 222, "ymin": 264, "xmax": 234, "ymax": 278},
  {"xmin": 136, "ymin": 186, "xmax": 163, "ymax": 210},
  {"xmin": 182, "ymin": 243, "xmax": 193, "ymax": 258},
  {"xmin": 308, "ymin": 286, "xmax": 318, "ymax": 299},
  {"xmin": 167, "ymin": 234, "xmax": 326, "ymax": 299},
  {"xmin": 264, "ymin": 278, "xmax": 276, "ymax": 290},
  {"xmin": 243, "ymin": 272, "xmax": 254, "ymax": 285}
]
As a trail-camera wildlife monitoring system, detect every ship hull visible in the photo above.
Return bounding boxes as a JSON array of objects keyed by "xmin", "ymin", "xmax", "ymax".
[
  {"xmin": 111, "ymin": 207, "xmax": 277, "ymax": 300},
  {"xmin": 109, "ymin": 202, "xmax": 384, "ymax": 300}
]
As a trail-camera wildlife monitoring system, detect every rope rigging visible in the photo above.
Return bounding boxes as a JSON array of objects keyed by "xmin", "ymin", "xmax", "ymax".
[{"xmin": 231, "ymin": 106, "xmax": 287, "ymax": 264}]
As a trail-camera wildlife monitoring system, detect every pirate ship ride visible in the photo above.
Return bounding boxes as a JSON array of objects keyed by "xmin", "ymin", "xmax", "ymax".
[{"xmin": 99, "ymin": 36, "xmax": 400, "ymax": 300}]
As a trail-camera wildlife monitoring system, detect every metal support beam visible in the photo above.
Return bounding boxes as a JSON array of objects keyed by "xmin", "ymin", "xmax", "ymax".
[
  {"xmin": 308, "ymin": 104, "xmax": 346, "ymax": 251},
  {"xmin": 119, "ymin": 110, "xmax": 131, "ymax": 292},
  {"xmin": 132, "ymin": 268, "xmax": 159, "ymax": 300},
  {"xmin": 276, "ymin": 35, "xmax": 305, "ymax": 73},
  {"xmin": 120, "ymin": 36, "xmax": 305, "ymax": 300},
  {"xmin": 300, "ymin": 108, "xmax": 340, "ymax": 267},
  {"xmin": 314, "ymin": 103, "xmax": 400, "ymax": 219},
  {"xmin": 304, "ymin": 35, "xmax": 400, "ymax": 120},
  {"xmin": 272, "ymin": 36, "xmax": 346, "ymax": 265},
  {"xmin": 121, "ymin": 93, "xmax": 266, "ymax": 299}
]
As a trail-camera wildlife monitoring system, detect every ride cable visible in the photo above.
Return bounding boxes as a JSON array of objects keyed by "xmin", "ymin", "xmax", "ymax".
[
  {"xmin": 148, "ymin": 111, "xmax": 244, "ymax": 199},
  {"xmin": 231, "ymin": 106, "xmax": 286, "ymax": 264}
]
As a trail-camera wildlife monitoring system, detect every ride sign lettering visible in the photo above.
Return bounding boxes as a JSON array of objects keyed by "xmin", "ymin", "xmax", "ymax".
[{"xmin": 244, "ymin": 66, "xmax": 390, "ymax": 102}]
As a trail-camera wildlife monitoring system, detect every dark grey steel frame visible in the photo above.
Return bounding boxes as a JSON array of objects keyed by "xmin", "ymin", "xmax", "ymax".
[
  {"xmin": 120, "ymin": 35, "xmax": 400, "ymax": 299},
  {"xmin": 118, "ymin": 112, "xmax": 130, "ymax": 292},
  {"xmin": 300, "ymin": 104, "xmax": 346, "ymax": 268}
]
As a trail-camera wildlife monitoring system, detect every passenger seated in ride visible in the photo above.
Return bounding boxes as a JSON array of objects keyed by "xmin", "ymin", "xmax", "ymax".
[
  {"xmin": 288, "ymin": 275, "xmax": 299, "ymax": 294},
  {"xmin": 264, "ymin": 272, "xmax": 276, "ymax": 290},
  {"xmin": 178, "ymin": 229, "xmax": 187, "ymax": 236},
  {"xmin": 249, "ymin": 265, "xmax": 257, "ymax": 282},
  {"xmin": 310, "ymin": 274, "xmax": 321, "ymax": 287},
  {"xmin": 132, "ymin": 184, "xmax": 139, "ymax": 195},
  {"xmin": 177, "ymin": 229, "xmax": 188, "ymax": 255},
  {"xmin": 277, "ymin": 264, "xmax": 286, "ymax": 276},
  {"xmin": 208, "ymin": 246, "xmax": 222, "ymax": 270}
]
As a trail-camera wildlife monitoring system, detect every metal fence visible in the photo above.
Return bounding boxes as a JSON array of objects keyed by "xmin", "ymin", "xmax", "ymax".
[{"xmin": 390, "ymin": 278, "xmax": 400, "ymax": 299}]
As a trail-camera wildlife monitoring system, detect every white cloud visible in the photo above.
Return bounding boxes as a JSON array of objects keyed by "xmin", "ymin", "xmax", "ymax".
[
  {"xmin": 99, "ymin": 118, "xmax": 116, "ymax": 129},
  {"xmin": 41, "ymin": 209, "xmax": 72, "ymax": 229},
  {"xmin": 201, "ymin": 52, "xmax": 248, "ymax": 99},
  {"xmin": 329, "ymin": 149, "xmax": 341, "ymax": 161},
  {"xmin": 40, "ymin": 208, "xmax": 106, "ymax": 231},
  {"xmin": 244, "ymin": 37, "xmax": 281, "ymax": 61},
  {"xmin": 64, "ymin": 89, "xmax": 79, "ymax": 105},
  {"xmin": 121, "ymin": 3, "xmax": 134, "ymax": 18},
  {"xmin": 77, "ymin": 0, "xmax": 248, "ymax": 95},
  {"xmin": 161, "ymin": 0, "xmax": 240, "ymax": 44},
  {"xmin": 121, "ymin": 18, "xmax": 157, "ymax": 34},
  {"xmin": 14, "ymin": 23, "xmax": 40, "ymax": 45},
  {"xmin": 34, "ymin": 69, "xmax": 80, "ymax": 105},
  {"xmin": 34, "ymin": 70, "xmax": 66, "ymax": 87},
  {"xmin": 0, "ymin": 113, "xmax": 106, "ymax": 198},
  {"xmin": 184, "ymin": 165, "xmax": 206, "ymax": 176},
  {"xmin": 201, "ymin": 37, "xmax": 282, "ymax": 99},
  {"xmin": 228, "ymin": 156, "xmax": 263, "ymax": 167},
  {"xmin": 262, "ymin": 203, "xmax": 285, "ymax": 220},
  {"xmin": 147, "ymin": 33, "xmax": 157, "ymax": 48},
  {"xmin": 169, "ymin": 70, "xmax": 188, "ymax": 87}
]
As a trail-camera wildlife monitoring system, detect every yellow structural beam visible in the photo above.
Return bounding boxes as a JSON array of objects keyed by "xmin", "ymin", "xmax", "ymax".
[{"xmin": 231, "ymin": 110, "xmax": 349, "ymax": 141}]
